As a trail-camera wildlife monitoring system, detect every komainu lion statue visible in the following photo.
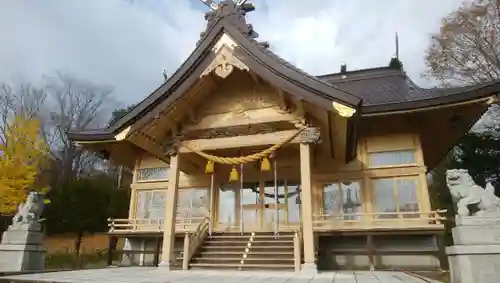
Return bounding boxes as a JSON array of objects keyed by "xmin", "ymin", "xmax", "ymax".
[
  {"xmin": 12, "ymin": 191, "xmax": 45, "ymax": 225},
  {"xmin": 446, "ymin": 169, "xmax": 500, "ymax": 217}
]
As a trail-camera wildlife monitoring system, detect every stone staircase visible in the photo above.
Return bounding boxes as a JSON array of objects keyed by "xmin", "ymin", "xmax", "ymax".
[{"xmin": 189, "ymin": 231, "xmax": 296, "ymax": 271}]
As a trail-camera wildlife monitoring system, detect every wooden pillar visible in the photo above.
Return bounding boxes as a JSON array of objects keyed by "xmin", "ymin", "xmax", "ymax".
[
  {"xmin": 107, "ymin": 236, "xmax": 116, "ymax": 266},
  {"xmin": 367, "ymin": 234, "xmax": 375, "ymax": 271},
  {"xmin": 235, "ymin": 188, "xmax": 241, "ymax": 229},
  {"xmin": 159, "ymin": 153, "xmax": 180, "ymax": 269},
  {"xmin": 299, "ymin": 143, "xmax": 317, "ymax": 274},
  {"xmin": 128, "ymin": 159, "xmax": 141, "ymax": 219},
  {"xmin": 153, "ymin": 236, "xmax": 161, "ymax": 266}
]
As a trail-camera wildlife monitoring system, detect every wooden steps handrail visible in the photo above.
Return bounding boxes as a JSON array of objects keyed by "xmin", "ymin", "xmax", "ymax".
[
  {"xmin": 293, "ymin": 226, "xmax": 302, "ymax": 273},
  {"xmin": 183, "ymin": 217, "xmax": 210, "ymax": 270}
]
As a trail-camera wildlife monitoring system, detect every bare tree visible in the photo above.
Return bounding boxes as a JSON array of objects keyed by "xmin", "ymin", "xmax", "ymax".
[
  {"xmin": 424, "ymin": 0, "xmax": 500, "ymax": 85},
  {"xmin": 40, "ymin": 72, "xmax": 115, "ymax": 187},
  {"xmin": 424, "ymin": 0, "xmax": 500, "ymax": 132},
  {"xmin": 0, "ymin": 83, "xmax": 47, "ymax": 145}
]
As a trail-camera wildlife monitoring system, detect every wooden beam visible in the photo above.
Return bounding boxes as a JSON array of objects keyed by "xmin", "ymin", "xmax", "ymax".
[
  {"xmin": 178, "ymin": 128, "xmax": 320, "ymax": 153},
  {"xmin": 331, "ymin": 114, "xmax": 347, "ymax": 164},
  {"xmin": 327, "ymin": 111, "xmax": 335, "ymax": 158},
  {"xmin": 186, "ymin": 107, "xmax": 199, "ymax": 125},
  {"xmin": 130, "ymin": 133, "xmax": 170, "ymax": 164},
  {"xmin": 184, "ymin": 107, "xmax": 297, "ymax": 131},
  {"xmin": 290, "ymin": 99, "xmax": 308, "ymax": 128},
  {"xmin": 293, "ymin": 100, "xmax": 306, "ymax": 118},
  {"xmin": 275, "ymin": 88, "xmax": 289, "ymax": 112},
  {"xmin": 130, "ymin": 132, "xmax": 200, "ymax": 173},
  {"xmin": 249, "ymin": 71, "xmax": 262, "ymax": 86}
]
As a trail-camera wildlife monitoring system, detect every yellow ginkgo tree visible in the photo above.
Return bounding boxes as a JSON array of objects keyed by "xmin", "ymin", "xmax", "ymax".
[{"xmin": 0, "ymin": 114, "xmax": 49, "ymax": 215}]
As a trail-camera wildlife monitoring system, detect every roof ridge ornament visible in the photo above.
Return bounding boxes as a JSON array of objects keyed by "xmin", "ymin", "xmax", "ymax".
[
  {"xmin": 200, "ymin": 0, "xmax": 248, "ymax": 10},
  {"xmin": 198, "ymin": 0, "xmax": 258, "ymax": 41}
]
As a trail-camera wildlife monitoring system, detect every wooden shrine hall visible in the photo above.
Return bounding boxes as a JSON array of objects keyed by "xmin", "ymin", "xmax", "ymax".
[{"xmin": 67, "ymin": 0, "xmax": 500, "ymax": 273}]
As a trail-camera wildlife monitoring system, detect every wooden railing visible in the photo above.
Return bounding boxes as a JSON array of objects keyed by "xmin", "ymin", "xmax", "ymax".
[
  {"xmin": 293, "ymin": 227, "xmax": 302, "ymax": 273},
  {"xmin": 277, "ymin": 223, "xmax": 302, "ymax": 232},
  {"xmin": 213, "ymin": 222, "xmax": 302, "ymax": 233},
  {"xmin": 108, "ymin": 218, "xmax": 162, "ymax": 233},
  {"xmin": 182, "ymin": 217, "xmax": 210, "ymax": 270},
  {"xmin": 107, "ymin": 217, "xmax": 208, "ymax": 233},
  {"xmin": 312, "ymin": 210, "xmax": 447, "ymax": 231},
  {"xmin": 176, "ymin": 217, "xmax": 208, "ymax": 233},
  {"xmin": 108, "ymin": 210, "xmax": 445, "ymax": 234}
]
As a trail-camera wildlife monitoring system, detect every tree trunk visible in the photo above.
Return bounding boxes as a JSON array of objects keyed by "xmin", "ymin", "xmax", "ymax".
[{"xmin": 75, "ymin": 230, "xmax": 84, "ymax": 256}]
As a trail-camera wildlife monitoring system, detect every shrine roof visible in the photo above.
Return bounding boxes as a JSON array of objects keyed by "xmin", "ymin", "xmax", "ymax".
[
  {"xmin": 68, "ymin": 0, "xmax": 363, "ymax": 141},
  {"xmin": 319, "ymin": 67, "xmax": 500, "ymax": 115},
  {"xmin": 67, "ymin": 0, "xmax": 500, "ymax": 142}
]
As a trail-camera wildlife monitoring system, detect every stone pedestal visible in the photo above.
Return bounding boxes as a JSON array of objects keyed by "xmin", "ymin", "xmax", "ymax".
[
  {"xmin": 0, "ymin": 223, "xmax": 45, "ymax": 272},
  {"xmin": 446, "ymin": 216, "xmax": 500, "ymax": 283}
]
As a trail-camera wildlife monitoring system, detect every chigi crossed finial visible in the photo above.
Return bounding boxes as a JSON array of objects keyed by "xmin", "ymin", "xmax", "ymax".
[
  {"xmin": 199, "ymin": 0, "xmax": 248, "ymax": 11},
  {"xmin": 197, "ymin": 0, "xmax": 259, "ymax": 41}
]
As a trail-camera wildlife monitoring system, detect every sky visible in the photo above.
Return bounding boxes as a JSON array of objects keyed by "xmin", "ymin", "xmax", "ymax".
[{"xmin": 0, "ymin": 0, "xmax": 464, "ymax": 107}]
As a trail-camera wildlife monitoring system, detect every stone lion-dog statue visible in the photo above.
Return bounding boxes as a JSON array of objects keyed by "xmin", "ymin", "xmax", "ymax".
[
  {"xmin": 12, "ymin": 191, "xmax": 45, "ymax": 225},
  {"xmin": 446, "ymin": 169, "xmax": 500, "ymax": 217}
]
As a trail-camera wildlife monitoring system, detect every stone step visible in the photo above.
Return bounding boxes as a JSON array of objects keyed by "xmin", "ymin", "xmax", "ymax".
[
  {"xmin": 198, "ymin": 251, "xmax": 294, "ymax": 259},
  {"xmin": 201, "ymin": 245, "xmax": 294, "ymax": 252},
  {"xmin": 189, "ymin": 262, "xmax": 294, "ymax": 271},
  {"xmin": 204, "ymin": 240, "xmax": 293, "ymax": 247},
  {"xmin": 202, "ymin": 246, "xmax": 294, "ymax": 251},
  {"xmin": 210, "ymin": 232, "xmax": 295, "ymax": 237},
  {"xmin": 187, "ymin": 231, "xmax": 297, "ymax": 271},
  {"xmin": 209, "ymin": 234, "xmax": 294, "ymax": 238},
  {"xmin": 192, "ymin": 257, "xmax": 294, "ymax": 264}
]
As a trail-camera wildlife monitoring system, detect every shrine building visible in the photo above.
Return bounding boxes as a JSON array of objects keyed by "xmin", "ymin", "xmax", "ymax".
[{"xmin": 67, "ymin": 1, "xmax": 500, "ymax": 273}]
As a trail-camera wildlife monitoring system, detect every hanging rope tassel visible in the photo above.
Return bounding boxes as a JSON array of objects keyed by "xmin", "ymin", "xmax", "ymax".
[
  {"xmin": 260, "ymin": 157, "xmax": 271, "ymax": 171},
  {"xmin": 205, "ymin": 160, "xmax": 214, "ymax": 174},
  {"xmin": 229, "ymin": 166, "xmax": 239, "ymax": 182}
]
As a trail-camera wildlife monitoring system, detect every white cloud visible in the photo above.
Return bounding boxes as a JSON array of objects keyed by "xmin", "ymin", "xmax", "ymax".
[
  {"xmin": 0, "ymin": 0, "xmax": 463, "ymax": 106},
  {"xmin": 250, "ymin": 0, "xmax": 462, "ymax": 82}
]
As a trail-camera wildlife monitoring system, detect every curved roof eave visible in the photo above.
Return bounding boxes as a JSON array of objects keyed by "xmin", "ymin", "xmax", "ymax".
[
  {"xmin": 361, "ymin": 80, "xmax": 500, "ymax": 115},
  {"xmin": 67, "ymin": 21, "xmax": 225, "ymax": 143},
  {"xmin": 66, "ymin": 129, "xmax": 115, "ymax": 142},
  {"xmin": 107, "ymin": 21, "xmax": 225, "ymax": 134},
  {"xmin": 68, "ymin": 19, "xmax": 366, "ymax": 142}
]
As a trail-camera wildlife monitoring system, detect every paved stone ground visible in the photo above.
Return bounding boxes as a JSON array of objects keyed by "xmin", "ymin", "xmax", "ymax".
[{"xmin": 0, "ymin": 267, "xmax": 442, "ymax": 283}]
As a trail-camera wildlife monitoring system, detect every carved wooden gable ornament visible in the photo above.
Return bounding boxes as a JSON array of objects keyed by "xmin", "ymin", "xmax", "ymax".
[{"xmin": 201, "ymin": 34, "xmax": 249, "ymax": 79}]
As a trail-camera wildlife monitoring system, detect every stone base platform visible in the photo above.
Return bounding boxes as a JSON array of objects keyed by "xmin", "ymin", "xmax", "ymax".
[
  {"xmin": 0, "ymin": 267, "xmax": 442, "ymax": 283},
  {"xmin": 0, "ymin": 224, "xmax": 45, "ymax": 272},
  {"xmin": 446, "ymin": 216, "xmax": 500, "ymax": 283},
  {"xmin": 447, "ymin": 245, "xmax": 500, "ymax": 283}
]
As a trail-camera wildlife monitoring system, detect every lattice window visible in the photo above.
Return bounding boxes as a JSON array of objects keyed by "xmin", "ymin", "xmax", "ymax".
[
  {"xmin": 368, "ymin": 150, "xmax": 416, "ymax": 167},
  {"xmin": 176, "ymin": 188, "xmax": 210, "ymax": 220},
  {"xmin": 373, "ymin": 177, "xmax": 419, "ymax": 219},
  {"xmin": 135, "ymin": 190, "xmax": 166, "ymax": 220},
  {"xmin": 323, "ymin": 181, "xmax": 363, "ymax": 220},
  {"xmin": 137, "ymin": 167, "xmax": 169, "ymax": 181}
]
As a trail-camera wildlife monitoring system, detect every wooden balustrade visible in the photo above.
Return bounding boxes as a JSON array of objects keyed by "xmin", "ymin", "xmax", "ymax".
[
  {"xmin": 108, "ymin": 210, "xmax": 446, "ymax": 234},
  {"xmin": 183, "ymin": 217, "xmax": 210, "ymax": 270},
  {"xmin": 107, "ymin": 217, "xmax": 207, "ymax": 233},
  {"xmin": 312, "ymin": 210, "xmax": 447, "ymax": 231}
]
